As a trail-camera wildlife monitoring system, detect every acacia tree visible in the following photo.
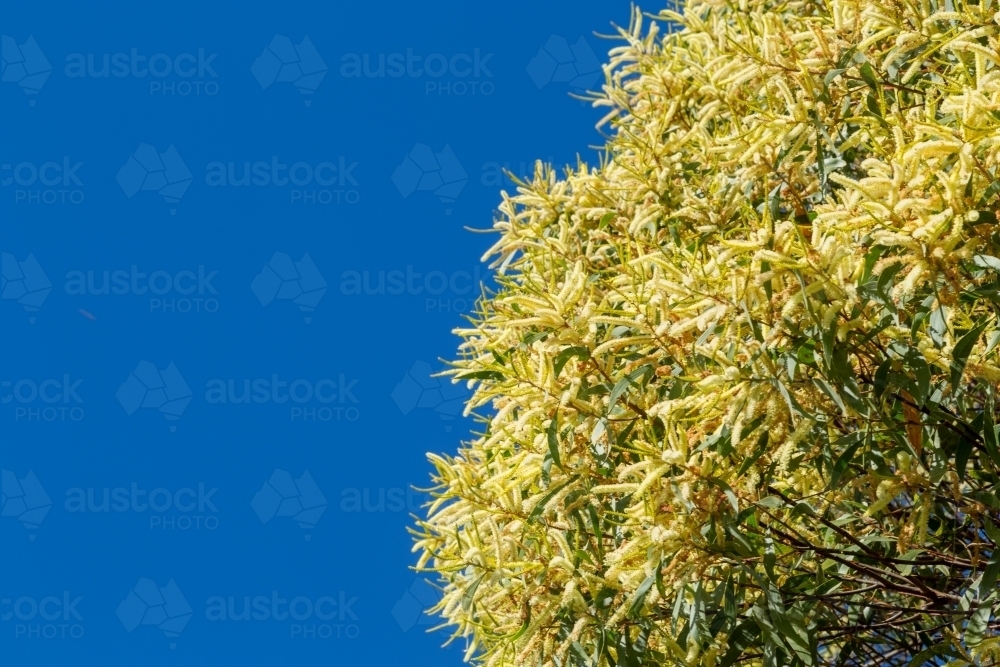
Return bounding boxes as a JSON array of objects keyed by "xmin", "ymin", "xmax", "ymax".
[{"xmin": 411, "ymin": 1, "xmax": 1000, "ymax": 665}]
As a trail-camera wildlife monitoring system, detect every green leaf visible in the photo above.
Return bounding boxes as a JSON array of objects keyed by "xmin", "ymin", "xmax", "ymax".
[
  {"xmin": 836, "ymin": 46, "xmax": 858, "ymax": 69},
  {"xmin": 966, "ymin": 603, "xmax": 991, "ymax": 646},
  {"xmin": 980, "ymin": 180, "xmax": 1000, "ymax": 207},
  {"xmin": 588, "ymin": 505, "xmax": 604, "ymax": 561},
  {"xmin": 814, "ymin": 377, "xmax": 847, "ymax": 414},
  {"xmin": 599, "ymin": 212, "xmax": 615, "ymax": 228},
  {"xmin": 547, "ymin": 414, "xmax": 562, "ymax": 470},
  {"xmin": 764, "ymin": 536, "xmax": 776, "ymax": 581},
  {"xmin": 554, "ymin": 346, "xmax": 590, "ymax": 377},
  {"xmin": 522, "ymin": 331, "xmax": 549, "ymax": 345},
  {"xmin": 737, "ymin": 431, "xmax": 770, "ymax": 477},
  {"xmin": 627, "ymin": 574, "xmax": 656, "ymax": 619},
  {"xmin": 462, "ymin": 574, "xmax": 485, "ymax": 612},
  {"xmin": 828, "ymin": 437, "xmax": 864, "ymax": 489},
  {"xmin": 859, "ymin": 62, "xmax": 880, "ymax": 91},
  {"xmin": 456, "ymin": 370, "xmax": 505, "ymax": 381},
  {"xmin": 508, "ymin": 603, "xmax": 532, "ymax": 641},
  {"xmin": 974, "ymin": 254, "xmax": 1000, "ymax": 272},
  {"xmin": 984, "ymin": 518, "xmax": 1000, "ymax": 546},
  {"xmin": 824, "ymin": 68, "xmax": 845, "ymax": 86},
  {"xmin": 607, "ymin": 365, "xmax": 653, "ymax": 415},
  {"xmin": 758, "ymin": 496, "xmax": 782, "ymax": 509},
  {"xmin": 906, "ymin": 642, "xmax": 958, "ymax": 667},
  {"xmin": 724, "ymin": 573, "xmax": 736, "ymax": 622},
  {"xmin": 951, "ymin": 319, "xmax": 990, "ymax": 388},
  {"xmin": 874, "ymin": 358, "xmax": 891, "ymax": 399},
  {"xmin": 956, "ymin": 436, "xmax": 975, "ymax": 481},
  {"xmin": 984, "ymin": 396, "xmax": 1000, "ymax": 469},
  {"xmin": 981, "ymin": 551, "xmax": 1000, "ymax": 592},
  {"xmin": 527, "ymin": 477, "xmax": 575, "ymax": 522},
  {"xmin": 866, "ymin": 92, "xmax": 882, "ymax": 117},
  {"xmin": 797, "ymin": 340, "xmax": 816, "ymax": 365},
  {"xmin": 720, "ymin": 619, "xmax": 761, "ymax": 667},
  {"xmin": 707, "ymin": 477, "xmax": 740, "ymax": 513},
  {"xmin": 912, "ymin": 354, "xmax": 931, "ymax": 406}
]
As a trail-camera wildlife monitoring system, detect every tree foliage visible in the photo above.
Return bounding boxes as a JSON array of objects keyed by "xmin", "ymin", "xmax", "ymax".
[{"xmin": 412, "ymin": 1, "xmax": 1000, "ymax": 665}]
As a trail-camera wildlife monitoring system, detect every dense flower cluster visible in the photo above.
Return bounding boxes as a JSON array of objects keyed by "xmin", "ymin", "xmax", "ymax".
[{"xmin": 413, "ymin": 1, "xmax": 1000, "ymax": 665}]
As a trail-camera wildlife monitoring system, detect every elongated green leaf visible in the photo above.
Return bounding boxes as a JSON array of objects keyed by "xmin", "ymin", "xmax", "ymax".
[
  {"xmin": 974, "ymin": 254, "xmax": 1000, "ymax": 272},
  {"xmin": 906, "ymin": 642, "xmax": 957, "ymax": 667},
  {"xmin": 607, "ymin": 364, "xmax": 653, "ymax": 415},
  {"xmin": 456, "ymin": 370, "xmax": 504, "ymax": 381},
  {"xmin": 707, "ymin": 477, "xmax": 739, "ymax": 513},
  {"xmin": 627, "ymin": 574, "xmax": 656, "ymax": 619},
  {"xmin": 830, "ymin": 435, "xmax": 864, "ymax": 489},
  {"xmin": 952, "ymin": 320, "xmax": 989, "ymax": 388},
  {"xmin": 966, "ymin": 603, "xmax": 991, "ymax": 646},
  {"xmin": 547, "ymin": 413, "xmax": 562, "ymax": 469},
  {"xmin": 554, "ymin": 346, "xmax": 590, "ymax": 377},
  {"xmin": 462, "ymin": 574, "xmax": 485, "ymax": 612},
  {"xmin": 528, "ymin": 477, "xmax": 575, "ymax": 522},
  {"xmin": 981, "ymin": 551, "xmax": 1000, "ymax": 592},
  {"xmin": 724, "ymin": 573, "xmax": 736, "ymax": 622},
  {"xmin": 985, "ymin": 396, "xmax": 1000, "ymax": 468},
  {"xmin": 859, "ymin": 62, "xmax": 880, "ymax": 91},
  {"xmin": 873, "ymin": 358, "xmax": 891, "ymax": 399},
  {"xmin": 737, "ymin": 431, "xmax": 770, "ymax": 477},
  {"xmin": 984, "ymin": 518, "xmax": 1000, "ymax": 546}
]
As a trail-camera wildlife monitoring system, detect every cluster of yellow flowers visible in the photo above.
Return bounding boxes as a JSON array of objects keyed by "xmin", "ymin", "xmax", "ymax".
[{"xmin": 413, "ymin": 0, "xmax": 1000, "ymax": 665}]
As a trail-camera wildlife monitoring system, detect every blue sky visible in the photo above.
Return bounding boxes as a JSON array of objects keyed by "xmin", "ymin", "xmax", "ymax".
[{"xmin": 0, "ymin": 0, "xmax": 635, "ymax": 663}]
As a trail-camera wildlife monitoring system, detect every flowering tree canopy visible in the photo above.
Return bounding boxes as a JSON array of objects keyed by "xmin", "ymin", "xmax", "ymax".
[{"xmin": 412, "ymin": 1, "xmax": 1000, "ymax": 665}]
